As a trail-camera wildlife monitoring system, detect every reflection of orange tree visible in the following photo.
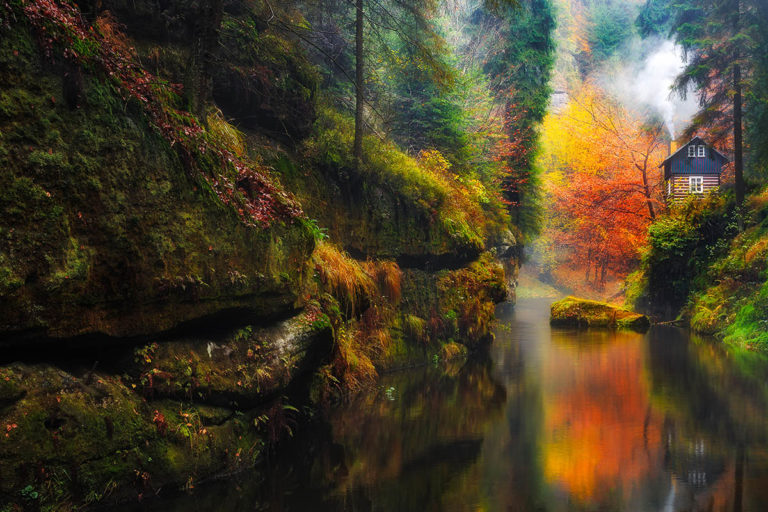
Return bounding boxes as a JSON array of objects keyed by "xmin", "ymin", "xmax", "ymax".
[{"xmin": 541, "ymin": 332, "xmax": 662, "ymax": 503}]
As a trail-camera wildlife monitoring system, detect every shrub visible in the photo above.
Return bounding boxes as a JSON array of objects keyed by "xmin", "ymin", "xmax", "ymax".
[{"xmin": 631, "ymin": 195, "xmax": 738, "ymax": 318}]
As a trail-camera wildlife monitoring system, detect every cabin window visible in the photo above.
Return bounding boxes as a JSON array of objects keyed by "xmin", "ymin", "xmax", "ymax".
[
  {"xmin": 698, "ymin": 145, "xmax": 706, "ymax": 157},
  {"xmin": 688, "ymin": 145, "xmax": 696, "ymax": 157},
  {"xmin": 689, "ymin": 176, "xmax": 704, "ymax": 194}
]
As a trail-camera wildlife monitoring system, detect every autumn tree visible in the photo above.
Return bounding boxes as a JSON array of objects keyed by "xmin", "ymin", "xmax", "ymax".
[{"xmin": 538, "ymin": 84, "xmax": 667, "ymax": 290}]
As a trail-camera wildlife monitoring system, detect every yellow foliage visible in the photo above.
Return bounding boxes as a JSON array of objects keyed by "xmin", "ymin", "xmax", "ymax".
[
  {"xmin": 206, "ymin": 110, "xmax": 246, "ymax": 157},
  {"xmin": 744, "ymin": 236, "xmax": 768, "ymax": 265},
  {"xmin": 362, "ymin": 260, "xmax": 402, "ymax": 303},
  {"xmin": 439, "ymin": 341, "xmax": 467, "ymax": 362},
  {"xmin": 334, "ymin": 326, "xmax": 378, "ymax": 392}
]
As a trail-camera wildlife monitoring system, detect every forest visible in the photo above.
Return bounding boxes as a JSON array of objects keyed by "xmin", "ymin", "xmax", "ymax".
[{"xmin": 1, "ymin": 0, "xmax": 768, "ymax": 509}]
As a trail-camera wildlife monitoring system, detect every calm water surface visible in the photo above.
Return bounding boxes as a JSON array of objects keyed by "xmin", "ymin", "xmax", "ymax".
[{"xmin": 132, "ymin": 298, "xmax": 768, "ymax": 511}]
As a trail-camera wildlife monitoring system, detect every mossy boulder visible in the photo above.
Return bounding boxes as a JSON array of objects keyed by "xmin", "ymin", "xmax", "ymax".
[
  {"xmin": 550, "ymin": 296, "xmax": 651, "ymax": 332},
  {"xmin": 0, "ymin": 362, "xmax": 271, "ymax": 509},
  {"xmin": 0, "ymin": 28, "xmax": 313, "ymax": 341},
  {"xmin": 130, "ymin": 311, "xmax": 333, "ymax": 407}
]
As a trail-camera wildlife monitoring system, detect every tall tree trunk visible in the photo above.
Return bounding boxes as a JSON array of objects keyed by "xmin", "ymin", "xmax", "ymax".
[
  {"xmin": 734, "ymin": 62, "xmax": 745, "ymax": 208},
  {"xmin": 639, "ymin": 154, "xmax": 656, "ymax": 219},
  {"xmin": 733, "ymin": 0, "xmax": 745, "ymax": 219},
  {"xmin": 187, "ymin": 0, "xmax": 224, "ymax": 116},
  {"xmin": 353, "ymin": 0, "xmax": 364, "ymax": 170}
]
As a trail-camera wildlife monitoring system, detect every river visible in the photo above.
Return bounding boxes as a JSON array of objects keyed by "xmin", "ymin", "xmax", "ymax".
[{"xmin": 122, "ymin": 297, "xmax": 768, "ymax": 511}]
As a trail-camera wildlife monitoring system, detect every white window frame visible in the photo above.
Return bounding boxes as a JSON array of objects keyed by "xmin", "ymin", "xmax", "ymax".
[
  {"xmin": 698, "ymin": 145, "xmax": 706, "ymax": 157},
  {"xmin": 689, "ymin": 176, "xmax": 704, "ymax": 194},
  {"xmin": 688, "ymin": 145, "xmax": 696, "ymax": 157}
]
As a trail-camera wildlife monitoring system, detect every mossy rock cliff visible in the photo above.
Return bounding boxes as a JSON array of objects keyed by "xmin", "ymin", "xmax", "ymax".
[
  {"xmin": 0, "ymin": 310, "xmax": 330, "ymax": 509},
  {"xmin": 0, "ymin": 28, "xmax": 313, "ymax": 341}
]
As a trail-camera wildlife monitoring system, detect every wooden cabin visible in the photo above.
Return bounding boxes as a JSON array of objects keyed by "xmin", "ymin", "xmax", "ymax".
[{"xmin": 661, "ymin": 136, "xmax": 729, "ymax": 201}]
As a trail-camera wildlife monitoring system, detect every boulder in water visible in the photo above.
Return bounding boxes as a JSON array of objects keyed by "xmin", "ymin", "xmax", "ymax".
[{"xmin": 550, "ymin": 296, "xmax": 651, "ymax": 332}]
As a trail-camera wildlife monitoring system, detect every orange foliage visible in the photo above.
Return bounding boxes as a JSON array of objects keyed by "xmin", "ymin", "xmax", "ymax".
[
  {"xmin": 541, "ymin": 334, "xmax": 662, "ymax": 502},
  {"xmin": 539, "ymin": 82, "xmax": 667, "ymax": 290}
]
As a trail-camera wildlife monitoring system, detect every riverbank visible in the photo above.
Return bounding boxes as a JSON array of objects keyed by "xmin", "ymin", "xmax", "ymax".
[
  {"xmin": 0, "ymin": 3, "xmax": 518, "ymax": 509},
  {"xmin": 627, "ymin": 192, "xmax": 768, "ymax": 351},
  {"xmin": 100, "ymin": 298, "xmax": 768, "ymax": 511}
]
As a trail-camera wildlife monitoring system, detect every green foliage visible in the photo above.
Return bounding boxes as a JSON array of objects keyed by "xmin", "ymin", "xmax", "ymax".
[
  {"xmin": 631, "ymin": 195, "xmax": 738, "ymax": 317},
  {"xmin": 215, "ymin": 12, "xmax": 319, "ymax": 138},
  {"xmin": 588, "ymin": 2, "xmax": 635, "ymax": 60},
  {"xmin": 723, "ymin": 279, "xmax": 768, "ymax": 348},
  {"xmin": 636, "ymin": 0, "xmax": 673, "ymax": 37},
  {"xmin": 687, "ymin": 192, "xmax": 768, "ymax": 348},
  {"xmin": 744, "ymin": 6, "xmax": 768, "ymax": 180},
  {"xmin": 302, "ymin": 105, "xmax": 488, "ymax": 255},
  {"xmin": 482, "ymin": 0, "xmax": 556, "ymax": 241}
]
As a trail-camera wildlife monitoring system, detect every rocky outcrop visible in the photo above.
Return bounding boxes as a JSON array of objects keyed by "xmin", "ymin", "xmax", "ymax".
[
  {"xmin": 0, "ymin": 311, "xmax": 330, "ymax": 509},
  {"xmin": 550, "ymin": 296, "xmax": 651, "ymax": 332},
  {"xmin": 491, "ymin": 229, "xmax": 520, "ymax": 302},
  {"xmin": 132, "ymin": 314, "xmax": 332, "ymax": 407},
  {"xmin": 0, "ymin": 28, "xmax": 313, "ymax": 342}
]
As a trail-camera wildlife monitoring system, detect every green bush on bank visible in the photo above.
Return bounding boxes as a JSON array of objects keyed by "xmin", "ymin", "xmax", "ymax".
[
  {"xmin": 628, "ymin": 194, "xmax": 738, "ymax": 318},
  {"xmin": 628, "ymin": 185, "xmax": 768, "ymax": 350},
  {"xmin": 688, "ymin": 189, "xmax": 768, "ymax": 349}
]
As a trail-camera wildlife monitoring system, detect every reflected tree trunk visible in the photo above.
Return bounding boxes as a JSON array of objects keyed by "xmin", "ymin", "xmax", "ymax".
[{"xmin": 734, "ymin": 442, "xmax": 744, "ymax": 512}]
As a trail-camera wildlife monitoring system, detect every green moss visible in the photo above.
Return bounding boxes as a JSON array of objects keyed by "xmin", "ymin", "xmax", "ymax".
[
  {"xmin": 688, "ymin": 217, "xmax": 768, "ymax": 349},
  {"xmin": 0, "ymin": 26, "xmax": 313, "ymax": 339},
  {"xmin": 550, "ymin": 296, "xmax": 651, "ymax": 332},
  {"xmin": 288, "ymin": 106, "xmax": 487, "ymax": 260}
]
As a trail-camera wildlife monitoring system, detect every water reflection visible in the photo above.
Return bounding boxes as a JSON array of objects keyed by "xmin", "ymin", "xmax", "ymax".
[{"xmin": 124, "ymin": 298, "xmax": 768, "ymax": 511}]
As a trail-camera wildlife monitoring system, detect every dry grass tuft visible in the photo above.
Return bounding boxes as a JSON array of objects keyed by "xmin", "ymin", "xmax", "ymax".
[
  {"xmin": 333, "ymin": 326, "xmax": 378, "ymax": 391},
  {"xmin": 363, "ymin": 260, "xmax": 402, "ymax": 302},
  {"xmin": 312, "ymin": 241, "xmax": 376, "ymax": 316},
  {"xmin": 206, "ymin": 110, "xmax": 247, "ymax": 157},
  {"xmin": 744, "ymin": 236, "xmax": 768, "ymax": 266}
]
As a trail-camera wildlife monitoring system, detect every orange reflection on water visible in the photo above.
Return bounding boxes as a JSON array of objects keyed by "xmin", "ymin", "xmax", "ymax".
[{"xmin": 541, "ymin": 331, "xmax": 662, "ymax": 503}]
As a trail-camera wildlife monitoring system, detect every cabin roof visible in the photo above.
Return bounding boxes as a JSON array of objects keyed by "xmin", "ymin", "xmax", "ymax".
[{"xmin": 660, "ymin": 136, "xmax": 730, "ymax": 166}]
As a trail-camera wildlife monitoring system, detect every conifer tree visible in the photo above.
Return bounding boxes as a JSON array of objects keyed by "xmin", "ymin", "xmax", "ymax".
[{"xmin": 671, "ymin": 0, "xmax": 760, "ymax": 208}]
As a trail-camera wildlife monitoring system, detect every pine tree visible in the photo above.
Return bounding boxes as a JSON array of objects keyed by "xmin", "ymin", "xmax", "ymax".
[{"xmin": 671, "ymin": 0, "xmax": 761, "ymax": 208}]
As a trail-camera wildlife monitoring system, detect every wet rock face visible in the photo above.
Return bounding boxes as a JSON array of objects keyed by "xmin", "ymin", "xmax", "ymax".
[
  {"xmin": 0, "ymin": 29, "xmax": 314, "ymax": 342},
  {"xmin": 550, "ymin": 296, "xmax": 651, "ymax": 332},
  {"xmin": 492, "ymin": 229, "xmax": 519, "ymax": 302},
  {"xmin": 0, "ymin": 311, "xmax": 331, "ymax": 509},
  {"xmin": 132, "ymin": 313, "xmax": 333, "ymax": 407}
]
